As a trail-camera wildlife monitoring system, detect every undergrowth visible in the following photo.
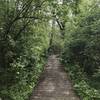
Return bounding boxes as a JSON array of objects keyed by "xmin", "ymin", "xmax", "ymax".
[
  {"xmin": 61, "ymin": 59, "xmax": 100, "ymax": 100},
  {"xmin": 0, "ymin": 59, "xmax": 46, "ymax": 100}
]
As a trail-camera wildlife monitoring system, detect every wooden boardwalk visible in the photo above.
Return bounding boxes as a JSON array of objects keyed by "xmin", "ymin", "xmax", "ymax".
[{"xmin": 30, "ymin": 55, "xmax": 80, "ymax": 100}]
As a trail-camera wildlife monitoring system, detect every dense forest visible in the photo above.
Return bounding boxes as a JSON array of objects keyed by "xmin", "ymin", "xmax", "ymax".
[{"xmin": 0, "ymin": 0, "xmax": 100, "ymax": 100}]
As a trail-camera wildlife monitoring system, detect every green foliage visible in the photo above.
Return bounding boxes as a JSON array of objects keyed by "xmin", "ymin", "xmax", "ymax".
[
  {"xmin": 0, "ymin": 62, "xmax": 45, "ymax": 100},
  {"xmin": 0, "ymin": 0, "xmax": 50, "ymax": 100},
  {"xmin": 49, "ymin": 32, "xmax": 64, "ymax": 54},
  {"xmin": 1, "ymin": 0, "xmax": 100, "ymax": 99},
  {"xmin": 61, "ymin": 63, "xmax": 100, "ymax": 100},
  {"xmin": 62, "ymin": 0, "xmax": 100, "ymax": 99},
  {"xmin": 63, "ymin": 6, "xmax": 100, "ymax": 74}
]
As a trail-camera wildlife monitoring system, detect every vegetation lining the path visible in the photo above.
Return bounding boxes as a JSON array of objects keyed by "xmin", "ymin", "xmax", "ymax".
[
  {"xmin": 61, "ymin": 3, "xmax": 100, "ymax": 100},
  {"xmin": 0, "ymin": 0, "xmax": 50, "ymax": 100},
  {"xmin": 0, "ymin": 0, "xmax": 100, "ymax": 100},
  {"xmin": 61, "ymin": 62, "xmax": 100, "ymax": 100}
]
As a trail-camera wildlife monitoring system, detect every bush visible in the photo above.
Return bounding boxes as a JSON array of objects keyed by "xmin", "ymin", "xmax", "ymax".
[{"xmin": 62, "ymin": 7, "xmax": 100, "ymax": 100}]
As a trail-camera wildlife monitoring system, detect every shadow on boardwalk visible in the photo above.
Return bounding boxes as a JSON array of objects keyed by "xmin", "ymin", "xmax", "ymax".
[{"xmin": 30, "ymin": 55, "xmax": 80, "ymax": 100}]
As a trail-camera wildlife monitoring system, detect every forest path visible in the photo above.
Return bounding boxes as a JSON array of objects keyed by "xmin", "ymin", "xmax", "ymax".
[{"xmin": 30, "ymin": 55, "xmax": 80, "ymax": 100}]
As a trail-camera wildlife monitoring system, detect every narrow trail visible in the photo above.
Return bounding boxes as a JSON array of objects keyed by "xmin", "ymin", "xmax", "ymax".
[{"xmin": 30, "ymin": 55, "xmax": 80, "ymax": 100}]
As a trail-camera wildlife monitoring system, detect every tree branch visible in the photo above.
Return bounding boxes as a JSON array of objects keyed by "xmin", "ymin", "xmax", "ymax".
[
  {"xmin": 5, "ymin": 0, "xmax": 46, "ymax": 36},
  {"xmin": 56, "ymin": 18, "xmax": 64, "ymax": 30},
  {"xmin": 14, "ymin": 20, "xmax": 31, "ymax": 40}
]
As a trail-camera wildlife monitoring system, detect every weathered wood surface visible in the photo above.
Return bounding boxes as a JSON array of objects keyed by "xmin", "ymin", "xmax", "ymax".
[{"xmin": 30, "ymin": 55, "xmax": 80, "ymax": 100}]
